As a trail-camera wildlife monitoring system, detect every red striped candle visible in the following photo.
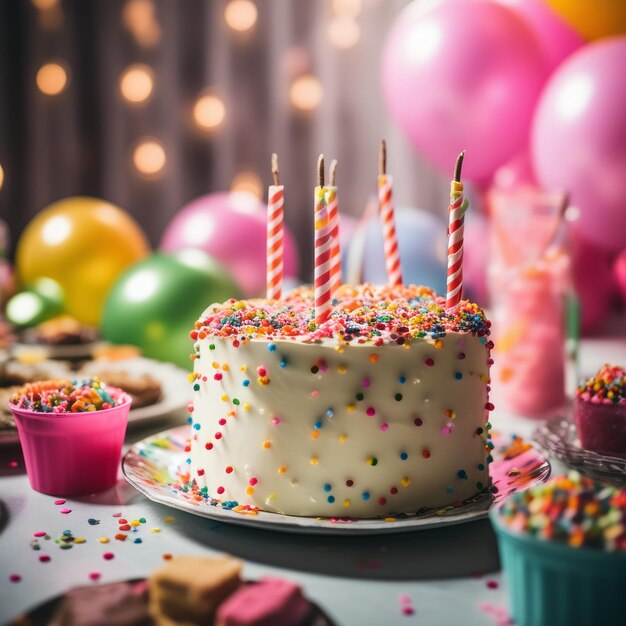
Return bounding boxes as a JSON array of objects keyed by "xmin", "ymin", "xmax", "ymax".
[
  {"xmin": 314, "ymin": 185, "xmax": 333, "ymax": 326},
  {"xmin": 266, "ymin": 154, "xmax": 284, "ymax": 300},
  {"xmin": 378, "ymin": 173, "xmax": 403, "ymax": 286},
  {"xmin": 446, "ymin": 152, "xmax": 469, "ymax": 310},
  {"xmin": 326, "ymin": 159, "xmax": 341, "ymax": 300},
  {"xmin": 378, "ymin": 141, "xmax": 403, "ymax": 286}
]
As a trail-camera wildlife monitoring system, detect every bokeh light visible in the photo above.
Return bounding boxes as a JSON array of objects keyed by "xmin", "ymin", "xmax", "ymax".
[
  {"xmin": 31, "ymin": 0, "xmax": 58, "ymax": 8},
  {"xmin": 122, "ymin": 0, "xmax": 161, "ymax": 47},
  {"xmin": 231, "ymin": 171, "xmax": 263, "ymax": 199},
  {"xmin": 224, "ymin": 0, "xmax": 258, "ymax": 33},
  {"xmin": 133, "ymin": 139, "xmax": 166, "ymax": 176},
  {"xmin": 0, "ymin": 164, "xmax": 4, "ymax": 190},
  {"xmin": 328, "ymin": 17, "xmax": 360, "ymax": 49},
  {"xmin": 332, "ymin": 0, "xmax": 362, "ymax": 17},
  {"xmin": 36, "ymin": 62, "xmax": 68, "ymax": 96},
  {"xmin": 119, "ymin": 64, "xmax": 154, "ymax": 104},
  {"xmin": 193, "ymin": 93, "xmax": 226, "ymax": 131},
  {"xmin": 290, "ymin": 74, "xmax": 323, "ymax": 111}
]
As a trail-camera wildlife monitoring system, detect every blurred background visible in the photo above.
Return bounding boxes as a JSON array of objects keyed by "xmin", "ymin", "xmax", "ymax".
[
  {"xmin": 0, "ymin": 0, "xmax": 441, "ymax": 274},
  {"xmin": 0, "ymin": 0, "xmax": 625, "ymax": 383}
]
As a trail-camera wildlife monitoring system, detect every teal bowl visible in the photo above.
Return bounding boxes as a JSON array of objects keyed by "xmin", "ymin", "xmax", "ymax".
[{"xmin": 489, "ymin": 508, "xmax": 626, "ymax": 626}]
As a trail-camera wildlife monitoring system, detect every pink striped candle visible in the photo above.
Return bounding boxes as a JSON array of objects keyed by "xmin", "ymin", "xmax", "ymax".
[
  {"xmin": 326, "ymin": 159, "xmax": 341, "ymax": 299},
  {"xmin": 314, "ymin": 157, "xmax": 333, "ymax": 326},
  {"xmin": 378, "ymin": 141, "xmax": 403, "ymax": 286},
  {"xmin": 446, "ymin": 151, "xmax": 469, "ymax": 310},
  {"xmin": 266, "ymin": 154, "xmax": 284, "ymax": 300}
]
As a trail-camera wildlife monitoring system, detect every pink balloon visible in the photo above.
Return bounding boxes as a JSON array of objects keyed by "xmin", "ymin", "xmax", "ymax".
[
  {"xmin": 492, "ymin": 150, "xmax": 537, "ymax": 191},
  {"xmin": 498, "ymin": 0, "xmax": 583, "ymax": 72},
  {"xmin": 572, "ymin": 233, "xmax": 615, "ymax": 334},
  {"xmin": 463, "ymin": 212, "xmax": 490, "ymax": 305},
  {"xmin": 160, "ymin": 192, "xmax": 299, "ymax": 297},
  {"xmin": 532, "ymin": 38, "xmax": 626, "ymax": 254},
  {"xmin": 614, "ymin": 249, "xmax": 626, "ymax": 304},
  {"xmin": 381, "ymin": 0, "xmax": 548, "ymax": 181}
]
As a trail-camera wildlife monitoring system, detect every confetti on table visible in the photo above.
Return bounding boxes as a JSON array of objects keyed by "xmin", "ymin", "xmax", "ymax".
[
  {"xmin": 9, "ymin": 574, "xmax": 21, "ymax": 583},
  {"xmin": 89, "ymin": 572, "xmax": 101, "ymax": 581},
  {"xmin": 399, "ymin": 594, "xmax": 415, "ymax": 617},
  {"xmin": 54, "ymin": 499, "xmax": 66, "ymax": 505},
  {"xmin": 33, "ymin": 531, "xmax": 47, "ymax": 537},
  {"xmin": 162, "ymin": 553, "xmax": 173, "ymax": 560},
  {"xmin": 163, "ymin": 516, "xmax": 175, "ymax": 523},
  {"xmin": 88, "ymin": 518, "xmax": 100, "ymax": 525},
  {"xmin": 38, "ymin": 555, "xmax": 51, "ymax": 563},
  {"xmin": 97, "ymin": 537, "xmax": 110, "ymax": 544},
  {"xmin": 59, "ymin": 508, "xmax": 72, "ymax": 515},
  {"xmin": 103, "ymin": 552, "xmax": 114, "ymax": 560},
  {"xmin": 486, "ymin": 580, "xmax": 499, "ymax": 590}
]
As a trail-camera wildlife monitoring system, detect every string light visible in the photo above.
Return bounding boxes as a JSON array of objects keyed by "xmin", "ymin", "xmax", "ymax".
[
  {"xmin": 328, "ymin": 16, "xmax": 360, "ymax": 49},
  {"xmin": 231, "ymin": 171, "xmax": 263, "ymax": 199},
  {"xmin": 193, "ymin": 93, "xmax": 226, "ymax": 131},
  {"xmin": 224, "ymin": 0, "xmax": 258, "ymax": 33},
  {"xmin": 36, "ymin": 62, "xmax": 69, "ymax": 96},
  {"xmin": 332, "ymin": 0, "xmax": 362, "ymax": 17},
  {"xmin": 0, "ymin": 164, "xmax": 4, "ymax": 191},
  {"xmin": 290, "ymin": 74, "xmax": 323, "ymax": 111},
  {"xmin": 133, "ymin": 139, "xmax": 166, "ymax": 177},
  {"xmin": 119, "ymin": 64, "xmax": 154, "ymax": 104}
]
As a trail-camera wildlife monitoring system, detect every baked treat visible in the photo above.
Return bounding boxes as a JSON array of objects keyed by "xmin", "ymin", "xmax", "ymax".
[
  {"xmin": 149, "ymin": 555, "xmax": 242, "ymax": 625},
  {"xmin": 575, "ymin": 364, "xmax": 626, "ymax": 454},
  {"xmin": 188, "ymin": 283, "xmax": 493, "ymax": 518},
  {"xmin": 80, "ymin": 370, "xmax": 162, "ymax": 409},
  {"xmin": 21, "ymin": 315, "xmax": 98, "ymax": 346},
  {"xmin": 48, "ymin": 580, "xmax": 150, "ymax": 626},
  {"xmin": 215, "ymin": 578, "xmax": 310, "ymax": 626},
  {"xmin": 490, "ymin": 473, "xmax": 626, "ymax": 626}
]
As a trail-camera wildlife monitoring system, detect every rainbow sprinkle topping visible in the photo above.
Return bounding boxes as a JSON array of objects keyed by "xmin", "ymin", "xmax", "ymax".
[
  {"xmin": 191, "ymin": 283, "xmax": 491, "ymax": 345},
  {"xmin": 10, "ymin": 378, "xmax": 120, "ymax": 413},
  {"xmin": 496, "ymin": 472, "xmax": 626, "ymax": 551},
  {"xmin": 577, "ymin": 364, "xmax": 626, "ymax": 405}
]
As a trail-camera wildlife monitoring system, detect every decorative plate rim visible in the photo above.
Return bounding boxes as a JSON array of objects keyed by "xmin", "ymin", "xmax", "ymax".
[
  {"xmin": 123, "ymin": 425, "xmax": 551, "ymax": 535},
  {"xmin": 533, "ymin": 416, "xmax": 626, "ymax": 484}
]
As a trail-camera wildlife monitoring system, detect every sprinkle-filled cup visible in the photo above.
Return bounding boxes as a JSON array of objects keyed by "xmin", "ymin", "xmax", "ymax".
[
  {"xmin": 9, "ymin": 380, "xmax": 131, "ymax": 495},
  {"xmin": 574, "ymin": 364, "xmax": 626, "ymax": 454},
  {"xmin": 490, "ymin": 473, "xmax": 626, "ymax": 626}
]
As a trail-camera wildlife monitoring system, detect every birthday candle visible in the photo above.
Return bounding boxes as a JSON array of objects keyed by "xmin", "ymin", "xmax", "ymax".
[
  {"xmin": 314, "ymin": 155, "xmax": 333, "ymax": 326},
  {"xmin": 446, "ymin": 151, "xmax": 469, "ymax": 310},
  {"xmin": 377, "ymin": 140, "xmax": 403, "ymax": 286},
  {"xmin": 326, "ymin": 159, "xmax": 341, "ymax": 300},
  {"xmin": 266, "ymin": 153, "xmax": 284, "ymax": 300}
]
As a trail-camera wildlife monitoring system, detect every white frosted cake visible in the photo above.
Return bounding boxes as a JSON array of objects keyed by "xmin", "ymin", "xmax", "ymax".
[{"xmin": 187, "ymin": 284, "xmax": 493, "ymax": 518}]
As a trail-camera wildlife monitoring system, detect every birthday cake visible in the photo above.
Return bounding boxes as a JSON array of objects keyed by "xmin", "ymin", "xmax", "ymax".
[{"xmin": 187, "ymin": 283, "xmax": 493, "ymax": 518}]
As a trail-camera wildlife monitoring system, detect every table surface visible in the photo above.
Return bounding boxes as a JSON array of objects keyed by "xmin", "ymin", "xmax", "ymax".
[{"xmin": 1, "ymin": 336, "xmax": 624, "ymax": 626}]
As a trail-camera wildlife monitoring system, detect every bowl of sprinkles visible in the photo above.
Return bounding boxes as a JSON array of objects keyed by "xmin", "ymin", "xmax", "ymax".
[
  {"xmin": 490, "ymin": 472, "xmax": 626, "ymax": 626},
  {"xmin": 9, "ymin": 378, "xmax": 131, "ymax": 495},
  {"xmin": 575, "ymin": 364, "xmax": 626, "ymax": 455}
]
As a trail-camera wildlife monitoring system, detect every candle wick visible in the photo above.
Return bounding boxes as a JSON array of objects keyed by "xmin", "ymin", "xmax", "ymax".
[
  {"xmin": 271, "ymin": 153, "xmax": 280, "ymax": 186},
  {"xmin": 329, "ymin": 159, "xmax": 337, "ymax": 187},
  {"xmin": 379, "ymin": 139, "xmax": 387, "ymax": 177},
  {"xmin": 454, "ymin": 150, "xmax": 466, "ymax": 183},
  {"xmin": 317, "ymin": 154, "xmax": 325, "ymax": 187}
]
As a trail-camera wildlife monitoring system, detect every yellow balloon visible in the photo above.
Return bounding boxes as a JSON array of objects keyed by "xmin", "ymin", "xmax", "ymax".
[
  {"xmin": 16, "ymin": 197, "xmax": 150, "ymax": 326},
  {"xmin": 547, "ymin": 0, "xmax": 626, "ymax": 41}
]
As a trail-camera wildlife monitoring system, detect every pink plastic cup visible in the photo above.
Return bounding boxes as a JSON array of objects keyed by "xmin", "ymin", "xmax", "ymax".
[
  {"xmin": 10, "ymin": 388, "xmax": 132, "ymax": 496},
  {"xmin": 575, "ymin": 397, "xmax": 626, "ymax": 455}
]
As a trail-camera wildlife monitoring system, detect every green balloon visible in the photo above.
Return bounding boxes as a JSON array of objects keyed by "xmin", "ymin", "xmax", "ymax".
[
  {"xmin": 101, "ymin": 252, "xmax": 242, "ymax": 369},
  {"xmin": 6, "ymin": 289, "xmax": 63, "ymax": 328},
  {"xmin": 29, "ymin": 277, "xmax": 65, "ymax": 309}
]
